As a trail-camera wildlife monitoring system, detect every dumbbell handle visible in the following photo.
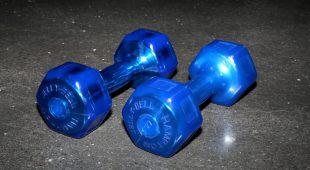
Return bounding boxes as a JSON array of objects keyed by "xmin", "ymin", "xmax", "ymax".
[
  {"xmin": 187, "ymin": 76, "xmax": 216, "ymax": 105},
  {"xmin": 100, "ymin": 62, "xmax": 139, "ymax": 93}
]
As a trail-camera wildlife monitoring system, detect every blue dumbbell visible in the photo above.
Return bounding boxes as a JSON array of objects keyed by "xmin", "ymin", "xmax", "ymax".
[
  {"xmin": 122, "ymin": 40, "xmax": 257, "ymax": 157},
  {"xmin": 36, "ymin": 29, "xmax": 178, "ymax": 138}
]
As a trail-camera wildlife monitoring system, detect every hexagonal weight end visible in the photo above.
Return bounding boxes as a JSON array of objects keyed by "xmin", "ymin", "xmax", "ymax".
[
  {"xmin": 36, "ymin": 62, "xmax": 111, "ymax": 138},
  {"xmin": 189, "ymin": 40, "xmax": 257, "ymax": 106},
  {"xmin": 122, "ymin": 77, "xmax": 202, "ymax": 157},
  {"xmin": 114, "ymin": 29, "xmax": 178, "ymax": 87}
]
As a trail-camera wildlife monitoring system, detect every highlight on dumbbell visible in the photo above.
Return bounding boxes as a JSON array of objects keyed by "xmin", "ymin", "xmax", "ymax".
[
  {"xmin": 36, "ymin": 29, "xmax": 178, "ymax": 138},
  {"xmin": 122, "ymin": 40, "xmax": 257, "ymax": 157}
]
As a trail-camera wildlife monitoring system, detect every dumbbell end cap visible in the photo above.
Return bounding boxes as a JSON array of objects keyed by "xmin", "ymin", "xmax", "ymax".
[
  {"xmin": 36, "ymin": 62, "xmax": 111, "ymax": 138},
  {"xmin": 114, "ymin": 28, "xmax": 178, "ymax": 86},
  {"xmin": 189, "ymin": 40, "xmax": 257, "ymax": 106},
  {"xmin": 122, "ymin": 77, "xmax": 202, "ymax": 157}
]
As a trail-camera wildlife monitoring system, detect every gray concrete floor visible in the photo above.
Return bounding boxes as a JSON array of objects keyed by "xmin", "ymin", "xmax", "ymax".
[{"xmin": 0, "ymin": 0, "xmax": 309, "ymax": 169}]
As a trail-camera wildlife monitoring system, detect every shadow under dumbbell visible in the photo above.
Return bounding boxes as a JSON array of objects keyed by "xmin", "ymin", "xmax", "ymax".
[
  {"xmin": 99, "ymin": 110, "xmax": 113, "ymax": 126},
  {"xmin": 176, "ymin": 127, "xmax": 202, "ymax": 155},
  {"xmin": 110, "ymin": 83, "xmax": 132, "ymax": 98},
  {"xmin": 168, "ymin": 70, "xmax": 178, "ymax": 81},
  {"xmin": 234, "ymin": 82, "xmax": 257, "ymax": 104},
  {"xmin": 122, "ymin": 120, "xmax": 130, "ymax": 139}
]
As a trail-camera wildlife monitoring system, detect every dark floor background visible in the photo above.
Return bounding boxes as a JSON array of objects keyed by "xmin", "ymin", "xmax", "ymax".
[{"xmin": 0, "ymin": 0, "xmax": 309, "ymax": 169}]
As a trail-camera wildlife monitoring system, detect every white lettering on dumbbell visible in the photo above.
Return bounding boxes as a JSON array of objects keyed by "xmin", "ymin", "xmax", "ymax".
[
  {"xmin": 42, "ymin": 83, "xmax": 78, "ymax": 110},
  {"xmin": 128, "ymin": 98, "xmax": 154, "ymax": 136}
]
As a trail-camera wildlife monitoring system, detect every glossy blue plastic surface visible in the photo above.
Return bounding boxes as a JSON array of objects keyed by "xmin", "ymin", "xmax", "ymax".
[
  {"xmin": 122, "ymin": 40, "xmax": 257, "ymax": 157},
  {"xmin": 36, "ymin": 28, "xmax": 178, "ymax": 138}
]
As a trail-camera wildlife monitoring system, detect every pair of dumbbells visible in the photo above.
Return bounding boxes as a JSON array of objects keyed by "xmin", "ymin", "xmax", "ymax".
[
  {"xmin": 36, "ymin": 29, "xmax": 177, "ymax": 138},
  {"xmin": 36, "ymin": 29, "xmax": 257, "ymax": 157}
]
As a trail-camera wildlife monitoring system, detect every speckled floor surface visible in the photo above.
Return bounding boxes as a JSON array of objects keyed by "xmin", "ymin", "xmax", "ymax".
[{"xmin": 0, "ymin": 0, "xmax": 309, "ymax": 169}]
